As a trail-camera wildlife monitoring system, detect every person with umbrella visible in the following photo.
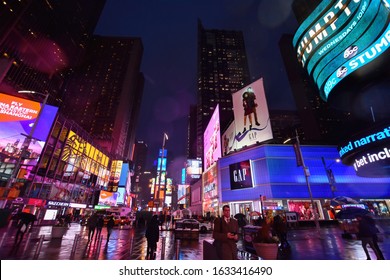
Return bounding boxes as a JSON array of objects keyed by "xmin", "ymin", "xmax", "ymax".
[
  {"xmin": 356, "ymin": 214, "xmax": 384, "ymax": 260},
  {"xmin": 14, "ymin": 212, "xmax": 37, "ymax": 245}
]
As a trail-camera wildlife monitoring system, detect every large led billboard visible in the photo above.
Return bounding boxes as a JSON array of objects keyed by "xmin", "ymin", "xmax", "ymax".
[
  {"xmin": 177, "ymin": 184, "xmax": 189, "ymax": 205},
  {"xmin": 202, "ymin": 163, "xmax": 218, "ymax": 214},
  {"xmin": 231, "ymin": 78, "xmax": 273, "ymax": 149},
  {"xmin": 203, "ymin": 104, "xmax": 221, "ymax": 170},
  {"xmin": 186, "ymin": 159, "xmax": 202, "ymax": 180},
  {"xmin": 0, "ymin": 92, "xmax": 58, "ymax": 163},
  {"xmin": 98, "ymin": 190, "xmax": 118, "ymax": 207},
  {"xmin": 293, "ymin": 0, "xmax": 390, "ymax": 101}
]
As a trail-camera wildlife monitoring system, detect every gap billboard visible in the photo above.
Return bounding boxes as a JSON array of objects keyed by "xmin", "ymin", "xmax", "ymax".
[
  {"xmin": 293, "ymin": 0, "xmax": 390, "ymax": 101},
  {"xmin": 228, "ymin": 78, "xmax": 273, "ymax": 152}
]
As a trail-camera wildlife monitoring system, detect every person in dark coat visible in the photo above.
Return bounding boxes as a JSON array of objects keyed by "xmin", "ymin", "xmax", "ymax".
[
  {"xmin": 145, "ymin": 215, "xmax": 160, "ymax": 259},
  {"xmin": 14, "ymin": 212, "xmax": 36, "ymax": 245},
  {"xmin": 272, "ymin": 215, "xmax": 290, "ymax": 249},
  {"xmin": 106, "ymin": 216, "xmax": 115, "ymax": 242},
  {"xmin": 356, "ymin": 215, "xmax": 384, "ymax": 260},
  {"xmin": 87, "ymin": 213, "xmax": 98, "ymax": 241},
  {"xmin": 96, "ymin": 215, "xmax": 104, "ymax": 237},
  {"xmin": 212, "ymin": 205, "xmax": 239, "ymax": 260}
]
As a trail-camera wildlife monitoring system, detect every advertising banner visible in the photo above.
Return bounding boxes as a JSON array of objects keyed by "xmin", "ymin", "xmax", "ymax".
[
  {"xmin": 203, "ymin": 105, "xmax": 221, "ymax": 170},
  {"xmin": 231, "ymin": 78, "xmax": 273, "ymax": 149},
  {"xmin": 116, "ymin": 187, "xmax": 126, "ymax": 205},
  {"xmin": 222, "ymin": 121, "xmax": 236, "ymax": 156},
  {"xmin": 202, "ymin": 163, "xmax": 218, "ymax": 212},
  {"xmin": 177, "ymin": 184, "xmax": 189, "ymax": 205},
  {"xmin": 186, "ymin": 159, "xmax": 202, "ymax": 182},
  {"xmin": 98, "ymin": 190, "xmax": 118, "ymax": 207},
  {"xmin": 109, "ymin": 160, "xmax": 123, "ymax": 188},
  {"xmin": 0, "ymin": 92, "xmax": 58, "ymax": 163},
  {"xmin": 292, "ymin": 0, "xmax": 390, "ymax": 101},
  {"xmin": 229, "ymin": 160, "xmax": 253, "ymax": 190}
]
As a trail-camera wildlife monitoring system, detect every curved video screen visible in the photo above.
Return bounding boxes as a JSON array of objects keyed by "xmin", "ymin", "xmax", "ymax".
[{"xmin": 293, "ymin": 0, "xmax": 390, "ymax": 101}]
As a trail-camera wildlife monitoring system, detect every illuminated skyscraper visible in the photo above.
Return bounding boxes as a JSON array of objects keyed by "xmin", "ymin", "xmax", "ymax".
[
  {"xmin": 61, "ymin": 36, "xmax": 144, "ymax": 160},
  {"xmin": 0, "ymin": 0, "xmax": 106, "ymax": 103},
  {"xmin": 196, "ymin": 20, "xmax": 250, "ymax": 159}
]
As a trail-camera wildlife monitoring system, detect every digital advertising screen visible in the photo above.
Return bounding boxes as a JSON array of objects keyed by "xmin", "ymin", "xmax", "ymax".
[
  {"xmin": 157, "ymin": 157, "xmax": 167, "ymax": 171},
  {"xmin": 109, "ymin": 160, "xmax": 123, "ymax": 187},
  {"xmin": 186, "ymin": 159, "xmax": 202, "ymax": 178},
  {"xmin": 293, "ymin": 0, "xmax": 390, "ymax": 101},
  {"xmin": 98, "ymin": 190, "xmax": 118, "ymax": 207},
  {"xmin": 231, "ymin": 78, "xmax": 273, "ymax": 149},
  {"xmin": 0, "ymin": 92, "xmax": 58, "ymax": 163},
  {"xmin": 203, "ymin": 104, "xmax": 221, "ymax": 170},
  {"xmin": 119, "ymin": 162, "xmax": 129, "ymax": 186},
  {"xmin": 177, "ymin": 184, "xmax": 189, "ymax": 204},
  {"xmin": 116, "ymin": 187, "xmax": 126, "ymax": 205}
]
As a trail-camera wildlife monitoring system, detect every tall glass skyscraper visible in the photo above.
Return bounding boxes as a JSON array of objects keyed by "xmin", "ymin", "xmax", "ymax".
[{"xmin": 195, "ymin": 20, "xmax": 251, "ymax": 159}]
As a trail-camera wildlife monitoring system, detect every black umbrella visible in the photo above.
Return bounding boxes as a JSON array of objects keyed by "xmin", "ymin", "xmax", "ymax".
[
  {"xmin": 234, "ymin": 213, "xmax": 245, "ymax": 220},
  {"xmin": 336, "ymin": 207, "xmax": 370, "ymax": 220},
  {"xmin": 16, "ymin": 212, "xmax": 37, "ymax": 224},
  {"xmin": 330, "ymin": 196, "xmax": 360, "ymax": 207}
]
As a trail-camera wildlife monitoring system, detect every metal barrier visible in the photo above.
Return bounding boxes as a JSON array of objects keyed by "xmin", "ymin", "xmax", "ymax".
[
  {"xmin": 22, "ymin": 232, "xmax": 32, "ymax": 257},
  {"xmin": 70, "ymin": 234, "xmax": 81, "ymax": 259},
  {"xmin": 160, "ymin": 237, "xmax": 166, "ymax": 260},
  {"xmin": 33, "ymin": 235, "xmax": 45, "ymax": 259},
  {"xmin": 175, "ymin": 239, "xmax": 180, "ymax": 260}
]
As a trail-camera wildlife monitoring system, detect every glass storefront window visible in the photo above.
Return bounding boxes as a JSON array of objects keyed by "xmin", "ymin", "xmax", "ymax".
[{"xmin": 287, "ymin": 200, "xmax": 323, "ymax": 220}]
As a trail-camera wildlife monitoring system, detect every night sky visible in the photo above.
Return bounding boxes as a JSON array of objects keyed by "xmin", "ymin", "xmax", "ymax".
[{"xmin": 95, "ymin": 0, "xmax": 299, "ymax": 181}]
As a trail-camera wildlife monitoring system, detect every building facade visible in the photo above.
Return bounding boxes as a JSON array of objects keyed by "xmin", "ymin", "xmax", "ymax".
[
  {"xmin": 202, "ymin": 144, "xmax": 390, "ymax": 219},
  {"xmin": 61, "ymin": 36, "xmax": 144, "ymax": 160},
  {"xmin": 196, "ymin": 20, "xmax": 251, "ymax": 159}
]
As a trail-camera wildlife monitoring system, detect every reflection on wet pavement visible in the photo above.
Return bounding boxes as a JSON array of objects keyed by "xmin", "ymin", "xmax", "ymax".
[{"xmin": 0, "ymin": 220, "xmax": 389, "ymax": 260}]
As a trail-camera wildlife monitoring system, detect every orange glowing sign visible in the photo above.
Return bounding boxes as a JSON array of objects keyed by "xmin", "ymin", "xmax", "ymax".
[{"xmin": 0, "ymin": 93, "xmax": 40, "ymax": 122}]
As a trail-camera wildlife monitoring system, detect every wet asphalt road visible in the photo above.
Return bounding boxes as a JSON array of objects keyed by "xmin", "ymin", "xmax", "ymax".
[{"xmin": 0, "ymin": 220, "xmax": 389, "ymax": 260}]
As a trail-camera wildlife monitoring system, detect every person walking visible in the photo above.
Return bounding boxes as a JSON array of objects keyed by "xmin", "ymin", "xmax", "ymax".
[
  {"xmin": 87, "ymin": 213, "xmax": 98, "ymax": 241},
  {"xmin": 14, "ymin": 213, "xmax": 36, "ymax": 245},
  {"xmin": 356, "ymin": 214, "xmax": 384, "ymax": 260},
  {"xmin": 96, "ymin": 215, "xmax": 104, "ymax": 238},
  {"xmin": 212, "ymin": 205, "xmax": 239, "ymax": 260},
  {"xmin": 145, "ymin": 215, "xmax": 160, "ymax": 259},
  {"xmin": 106, "ymin": 215, "xmax": 115, "ymax": 242},
  {"xmin": 272, "ymin": 215, "xmax": 290, "ymax": 249}
]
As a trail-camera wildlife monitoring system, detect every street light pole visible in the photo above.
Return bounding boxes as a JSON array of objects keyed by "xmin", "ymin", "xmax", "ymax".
[
  {"xmin": 293, "ymin": 130, "xmax": 321, "ymax": 236},
  {"xmin": 2, "ymin": 91, "xmax": 49, "ymax": 208},
  {"xmin": 155, "ymin": 133, "xmax": 168, "ymax": 211},
  {"xmin": 321, "ymin": 157, "xmax": 338, "ymax": 198}
]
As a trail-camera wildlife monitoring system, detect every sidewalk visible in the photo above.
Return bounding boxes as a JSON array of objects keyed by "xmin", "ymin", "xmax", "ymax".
[{"xmin": 0, "ymin": 221, "xmax": 389, "ymax": 260}]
